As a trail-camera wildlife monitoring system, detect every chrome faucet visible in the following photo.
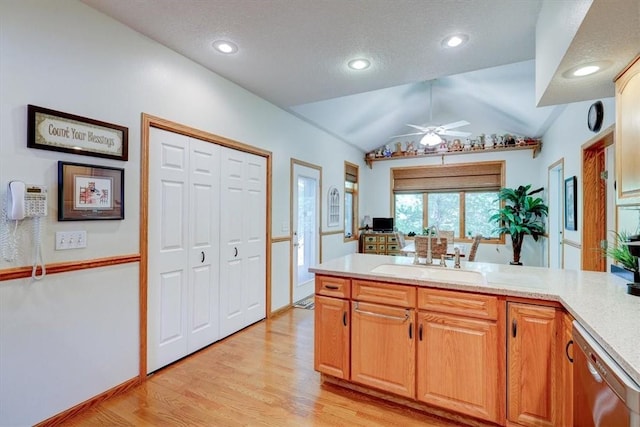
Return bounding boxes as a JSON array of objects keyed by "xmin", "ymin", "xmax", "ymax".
[
  {"xmin": 454, "ymin": 247, "xmax": 461, "ymax": 269},
  {"xmin": 424, "ymin": 225, "xmax": 440, "ymax": 265}
]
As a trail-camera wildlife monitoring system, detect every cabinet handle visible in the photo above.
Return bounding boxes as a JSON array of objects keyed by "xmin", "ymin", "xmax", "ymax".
[
  {"xmin": 409, "ymin": 322, "xmax": 413, "ymax": 339},
  {"xmin": 354, "ymin": 302, "xmax": 409, "ymax": 321},
  {"xmin": 512, "ymin": 318, "xmax": 517, "ymax": 338},
  {"xmin": 234, "ymin": 247, "xmax": 238, "ymax": 257},
  {"xmin": 201, "ymin": 251, "xmax": 205, "ymax": 263},
  {"xmin": 325, "ymin": 285, "xmax": 339, "ymax": 290},
  {"xmin": 566, "ymin": 339, "xmax": 574, "ymax": 363},
  {"xmin": 343, "ymin": 311, "xmax": 347, "ymax": 327},
  {"xmin": 419, "ymin": 324, "xmax": 423, "ymax": 341}
]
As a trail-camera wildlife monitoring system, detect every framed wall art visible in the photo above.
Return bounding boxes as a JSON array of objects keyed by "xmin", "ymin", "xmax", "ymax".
[
  {"xmin": 564, "ymin": 176, "xmax": 577, "ymax": 231},
  {"xmin": 58, "ymin": 161, "xmax": 124, "ymax": 221},
  {"xmin": 28, "ymin": 105, "xmax": 128, "ymax": 160},
  {"xmin": 327, "ymin": 186, "xmax": 340, "ymax": 227}
]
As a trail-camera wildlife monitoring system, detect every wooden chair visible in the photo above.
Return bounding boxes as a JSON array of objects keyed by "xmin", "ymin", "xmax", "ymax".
[{"xmin": 467, "ymin": 234, "xmax": 482, "ymax": 262}]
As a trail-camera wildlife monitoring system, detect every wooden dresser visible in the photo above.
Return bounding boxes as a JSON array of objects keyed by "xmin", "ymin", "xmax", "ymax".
[{"xmin": 359, "ymin": 232, "xmax": 402, "ymax": 256}]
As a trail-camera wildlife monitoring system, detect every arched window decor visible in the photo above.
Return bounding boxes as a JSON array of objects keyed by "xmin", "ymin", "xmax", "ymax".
[{"xmin": 328, "ymin": 186, "xmax": 340, "ymax": 226}]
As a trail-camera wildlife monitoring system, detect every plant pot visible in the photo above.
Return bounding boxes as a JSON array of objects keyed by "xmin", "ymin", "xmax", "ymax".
[
  {"xmin": 628, "ymin": 283, "xmax": 640, "ymax": 297},
  {"xmin": 509, "ymin": 261, "xmax": 523, "ymax": 266}
]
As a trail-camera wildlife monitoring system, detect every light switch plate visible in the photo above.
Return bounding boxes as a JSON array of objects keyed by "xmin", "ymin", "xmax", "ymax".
[{"xmin": 55, "ymin": 231, "xmax": 87, "ymax": 250}]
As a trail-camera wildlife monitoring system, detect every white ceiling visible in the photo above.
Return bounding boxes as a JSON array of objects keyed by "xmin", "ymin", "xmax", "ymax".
[{"xmin": 81, "ymin": 0, "xmax": 640, "ymax": 153}]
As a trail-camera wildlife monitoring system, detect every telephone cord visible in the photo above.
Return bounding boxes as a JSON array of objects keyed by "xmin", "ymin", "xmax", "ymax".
[{"xmin": 32, "ymin": 216, "xmax": 46, "ymax": 280}]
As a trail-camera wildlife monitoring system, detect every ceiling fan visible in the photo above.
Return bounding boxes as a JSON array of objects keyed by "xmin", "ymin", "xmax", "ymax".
[{"xmin": 392, "ymin": 80, "xmax": 471, "ymax": 146}]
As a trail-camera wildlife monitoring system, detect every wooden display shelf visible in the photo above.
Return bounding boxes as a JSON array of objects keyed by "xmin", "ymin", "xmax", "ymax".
[{"xmin": 365, "ymin": 141, "xmax": 542, "ymax": 168}]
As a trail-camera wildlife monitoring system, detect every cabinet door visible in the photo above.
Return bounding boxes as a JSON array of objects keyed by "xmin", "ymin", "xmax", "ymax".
[
  {"xmin": 417, "ymin": 311, "xmax": 504, "ymax": 424},
  {"xmin": 351, "ymin": 301, "xmax": 415, "ymax": 398},
  {"xmin": 507, "ymin": 303, "xmax": 561, "ymax": 426},
  {"xmin": 615, "ymin": 56, "xmax": 640, "ymax": 204},
  {"xmin": 561, "ymin": 312, "xmax": 574, "ymax": 427},
  {"xmin": 314, "ymin": 296, "xmax": 350, "ymax": 379}
]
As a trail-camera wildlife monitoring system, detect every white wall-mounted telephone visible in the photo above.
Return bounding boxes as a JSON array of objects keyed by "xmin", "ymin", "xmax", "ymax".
[
  {"xmin": 8, "ymin": 181, "xmax": 48, "ymax": 220},
  {"xmin": 6, "ymin": 181, "xmax": 47, "ymax": 279}
]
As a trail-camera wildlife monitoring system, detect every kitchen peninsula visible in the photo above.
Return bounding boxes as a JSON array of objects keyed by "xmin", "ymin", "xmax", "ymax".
[{"xmin": 310, "ymin": 253, "xmax": 640, "ymax": 426}]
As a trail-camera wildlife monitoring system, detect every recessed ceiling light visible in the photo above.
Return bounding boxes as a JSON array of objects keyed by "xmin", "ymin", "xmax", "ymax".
[
  {"xmin": 442, "ymin": 34, "xmax": 468, "ymax": 48},
  {"xmin": 562, "ymin": 61, "xmax": 611, "ymax": 78},
  {"xmin": 212, "ymin": 40, "xmax": 238, "ymax": 54},
  {"xmin": 348, "ymin": 58, "xmax": 370, "ymax": 70}
]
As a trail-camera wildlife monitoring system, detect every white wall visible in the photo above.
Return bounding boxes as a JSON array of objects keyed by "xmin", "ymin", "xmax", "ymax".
[
  {"xmin": 537, "ymin": 97, "xmax": 616, "ymax": 270},
  {"xmin": 0, "ymin": 1, "xmax": 363, "ymax": 424},
  {"xmin": 360, "ymin": 149, "xmax": 546, "ymax": 265}
]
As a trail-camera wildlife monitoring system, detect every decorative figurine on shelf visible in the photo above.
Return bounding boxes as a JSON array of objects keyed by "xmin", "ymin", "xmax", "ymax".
[
  {"xmin": 376, "ymin": 147, "xmax": 383, "ymax": 157},
  {"xmin": 463, "ymin": 138, "xmax": 472, "ymax": 151},
  {"xmin": 451, "ymin": 138, "xmax": 462, "ymax": 151},
  {"xmin": 406, "ymin": 141, "xmax": 415, "ymax": 155},
  {"xmin": 485, "ymin": 134, "xmax": 496, "ymax": 149},
  {"xmin": 383, "ymin": 144, "xmax": 392, "ymax": 157},
  {"xmin": 437, "ymin": 139, "xmax": 448, "ymax": 153},
  {"xmin": 516, "ymin": 136, "xmax": 525, "ymax": 146},
  {"xmin": 394, "ymin": 141, "xmax": 403, "ymax": 156}
]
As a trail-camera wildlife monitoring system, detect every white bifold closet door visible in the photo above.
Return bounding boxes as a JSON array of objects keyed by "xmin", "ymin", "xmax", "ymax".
[
  {"xmin": 147, "ymin": 128, "xmax": 221, "ymax": 373},
  {"xmin": 219, "ymin": 146, "xmax": 266, "ymax": 339}
]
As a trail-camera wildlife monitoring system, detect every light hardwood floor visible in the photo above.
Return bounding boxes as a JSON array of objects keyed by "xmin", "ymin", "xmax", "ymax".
[{"xmin": 63, "ymin": 308, "xmax": 458, "ymax": 426}]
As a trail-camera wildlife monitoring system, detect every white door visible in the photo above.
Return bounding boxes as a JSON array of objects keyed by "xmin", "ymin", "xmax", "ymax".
[
  {"xmin": 148, "ymin": 128, "xmax": 220, "ymax": 373},
  {"xmin": 219, "ymin": 147, "xmax": 266, "ymax": 338},
  {"xmin": 548, "ymin": 163, "xmax": 564, "ymax": 269},
  {"xmin": 292, "ymin": 162, "xmax": 320, "ymax": 303}
]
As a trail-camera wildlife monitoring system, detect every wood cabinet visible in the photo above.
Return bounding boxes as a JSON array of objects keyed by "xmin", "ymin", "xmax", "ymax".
[
  {"xmin": 314, "ymin": 276, "xmax": 351, "ymax": 379},
  {"xmin": 360, "ymin": 232, "xmax": 402, "ymax": 256},
  {"xmin": 507, "ymin": 302, "xmax": 562, "ymax": 427},
  {"xmin": 416, "ymin": 288, "xmax": 505, "ymax": 424},
  {"xmin": 615, "ymin": 55, "xmax": 640, "ymax": 205},
  {"xmin": 314, "ymin": 296, "xmax": 350, "ymax": 379},
  {"xmin": 350, "ymin": 280, "xmax": 416, "ymax": 397},
  {"xmin": 560, "ymin": 312, "xmax": 574, "ymax": 427},
  {"xmin": 351, "ymin": 301, "xmax": 415, "ymax": 397}
]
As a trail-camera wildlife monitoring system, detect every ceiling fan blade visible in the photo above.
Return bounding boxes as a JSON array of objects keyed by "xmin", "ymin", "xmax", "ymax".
[
  {"xmin": 406, "ymin": 123, "xmax": 433, "ymax": 132},
  {"xmin": 440, "ymin": 120, "xmax": 470, "ymax": 130},
  {"xmin": 439, "ymin": 130, "xmax": 472, "ymax": 137},
  {"xmin": 389, "ymin": 131, "xmax": 425, "ymax": 138}
]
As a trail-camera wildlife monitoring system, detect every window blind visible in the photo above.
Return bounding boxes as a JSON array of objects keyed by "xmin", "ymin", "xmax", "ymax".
[
  {"xmin": 345, "ymin": 163, "xmax": 358, "ymax": 183},
  {"xmin": 392, "ymin": 161, "xmax": 504, "ymax": 193}
]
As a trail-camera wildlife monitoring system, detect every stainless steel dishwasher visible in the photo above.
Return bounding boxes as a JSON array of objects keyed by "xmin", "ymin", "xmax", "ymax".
[{"xmin": 573, "ymin": 321, "xmax": 640, "ymax": 426}]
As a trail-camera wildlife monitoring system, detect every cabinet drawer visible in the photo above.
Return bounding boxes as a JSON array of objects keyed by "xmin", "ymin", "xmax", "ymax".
[
  {"xmin": 387, "ymin": 235, "xmax": 398, "ymax": 244},
  {"xmin": 364, "ymin": 244, "xmax": 377, "ymax": 252},
  {"xmin": 378, "ymin": 236, "xmax": 387, "ymax": 243},
  {"xmin": 364, "ymin": 235, "xmax": 377, "ymax": 243},
  {"xmin": 418, "ymin": 287, "xmax": 498, "ymax": 320},
  {"xmin": 378, "ymin": 244, "xmax": 386, "ymax": 252},
  {"xmin": 316, "ymin": 275, "xmax": 351, "ymax": 298},
  {"xmin": 387, "ymin": 244, "xmax": 399, "ymax": 251},
  {"xmin": 352, "ymin": 279, "xmax": 416, "ymax": 307}
]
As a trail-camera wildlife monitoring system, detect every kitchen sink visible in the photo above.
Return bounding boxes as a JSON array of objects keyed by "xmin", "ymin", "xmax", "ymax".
[{"xmin": 370, "ymin": 264, "xmax": 487, "ymax": 285}]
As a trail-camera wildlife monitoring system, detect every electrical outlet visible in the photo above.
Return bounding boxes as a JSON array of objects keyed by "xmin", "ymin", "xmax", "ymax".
[{"xmin": 55, "ymin": 231, "xmax": 87, "ymax": 250}]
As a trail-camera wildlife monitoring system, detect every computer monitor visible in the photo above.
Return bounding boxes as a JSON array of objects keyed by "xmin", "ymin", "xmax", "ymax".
[{"xmin": 372, "ymin": 217, "xmax": 394, "ymax": 232}]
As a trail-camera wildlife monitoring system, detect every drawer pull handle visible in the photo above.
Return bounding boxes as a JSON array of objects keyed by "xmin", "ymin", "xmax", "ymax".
[
  {"xmin": 512, "ymin": 319, "xmax": 517, "ymax": 338},
  {"xmin": 325, "ymin": 285, "xmax": 339, "ymax": 290},
  {"xmin": 409, "ymin": 322, "xmax": 413, "ymax": 339},
  {"xmin": 354, "ymin": 302, "xmax": 409, "ymax": 321},
  {"xmin": 419, "ymin": 324, "xmax": 423, "ymax": 341},
  {"xmin": 343, "ymin": 311, "xmax": 347, "ymax": 327}
]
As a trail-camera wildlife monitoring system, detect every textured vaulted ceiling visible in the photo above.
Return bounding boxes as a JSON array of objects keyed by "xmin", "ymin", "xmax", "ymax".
[{"xmin": 81, "ymin": 0, "xmax": 640, "ymax": 152}]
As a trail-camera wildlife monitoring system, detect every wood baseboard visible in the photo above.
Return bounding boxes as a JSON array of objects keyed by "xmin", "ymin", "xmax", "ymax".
[
  {"xmin": 34, "ymin": 377, "xmax": 140, "ymax": 426},
  {"xmin": 321, "ymin": 374, "xmax": 498, "ymax": 427}
]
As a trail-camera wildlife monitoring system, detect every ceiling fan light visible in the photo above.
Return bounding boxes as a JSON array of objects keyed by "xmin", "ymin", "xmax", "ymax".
[{"xmin": 420, "ymin": 132, "xmax": 442, "ymax": 146}]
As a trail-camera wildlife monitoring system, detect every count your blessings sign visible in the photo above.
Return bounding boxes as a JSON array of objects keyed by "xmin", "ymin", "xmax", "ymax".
[{"xmin": 27, "ymin": 105, "xmax": 128, "ymax": 161}]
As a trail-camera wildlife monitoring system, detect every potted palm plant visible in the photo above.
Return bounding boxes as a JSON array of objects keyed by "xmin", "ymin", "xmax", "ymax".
[
  {"xmin": 489, "ymin": 185, "xmax": 548, "ymax": 265},
  {"xmin": 603, "ymin": 230, "xmax": 640, "ymax": 295}
]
